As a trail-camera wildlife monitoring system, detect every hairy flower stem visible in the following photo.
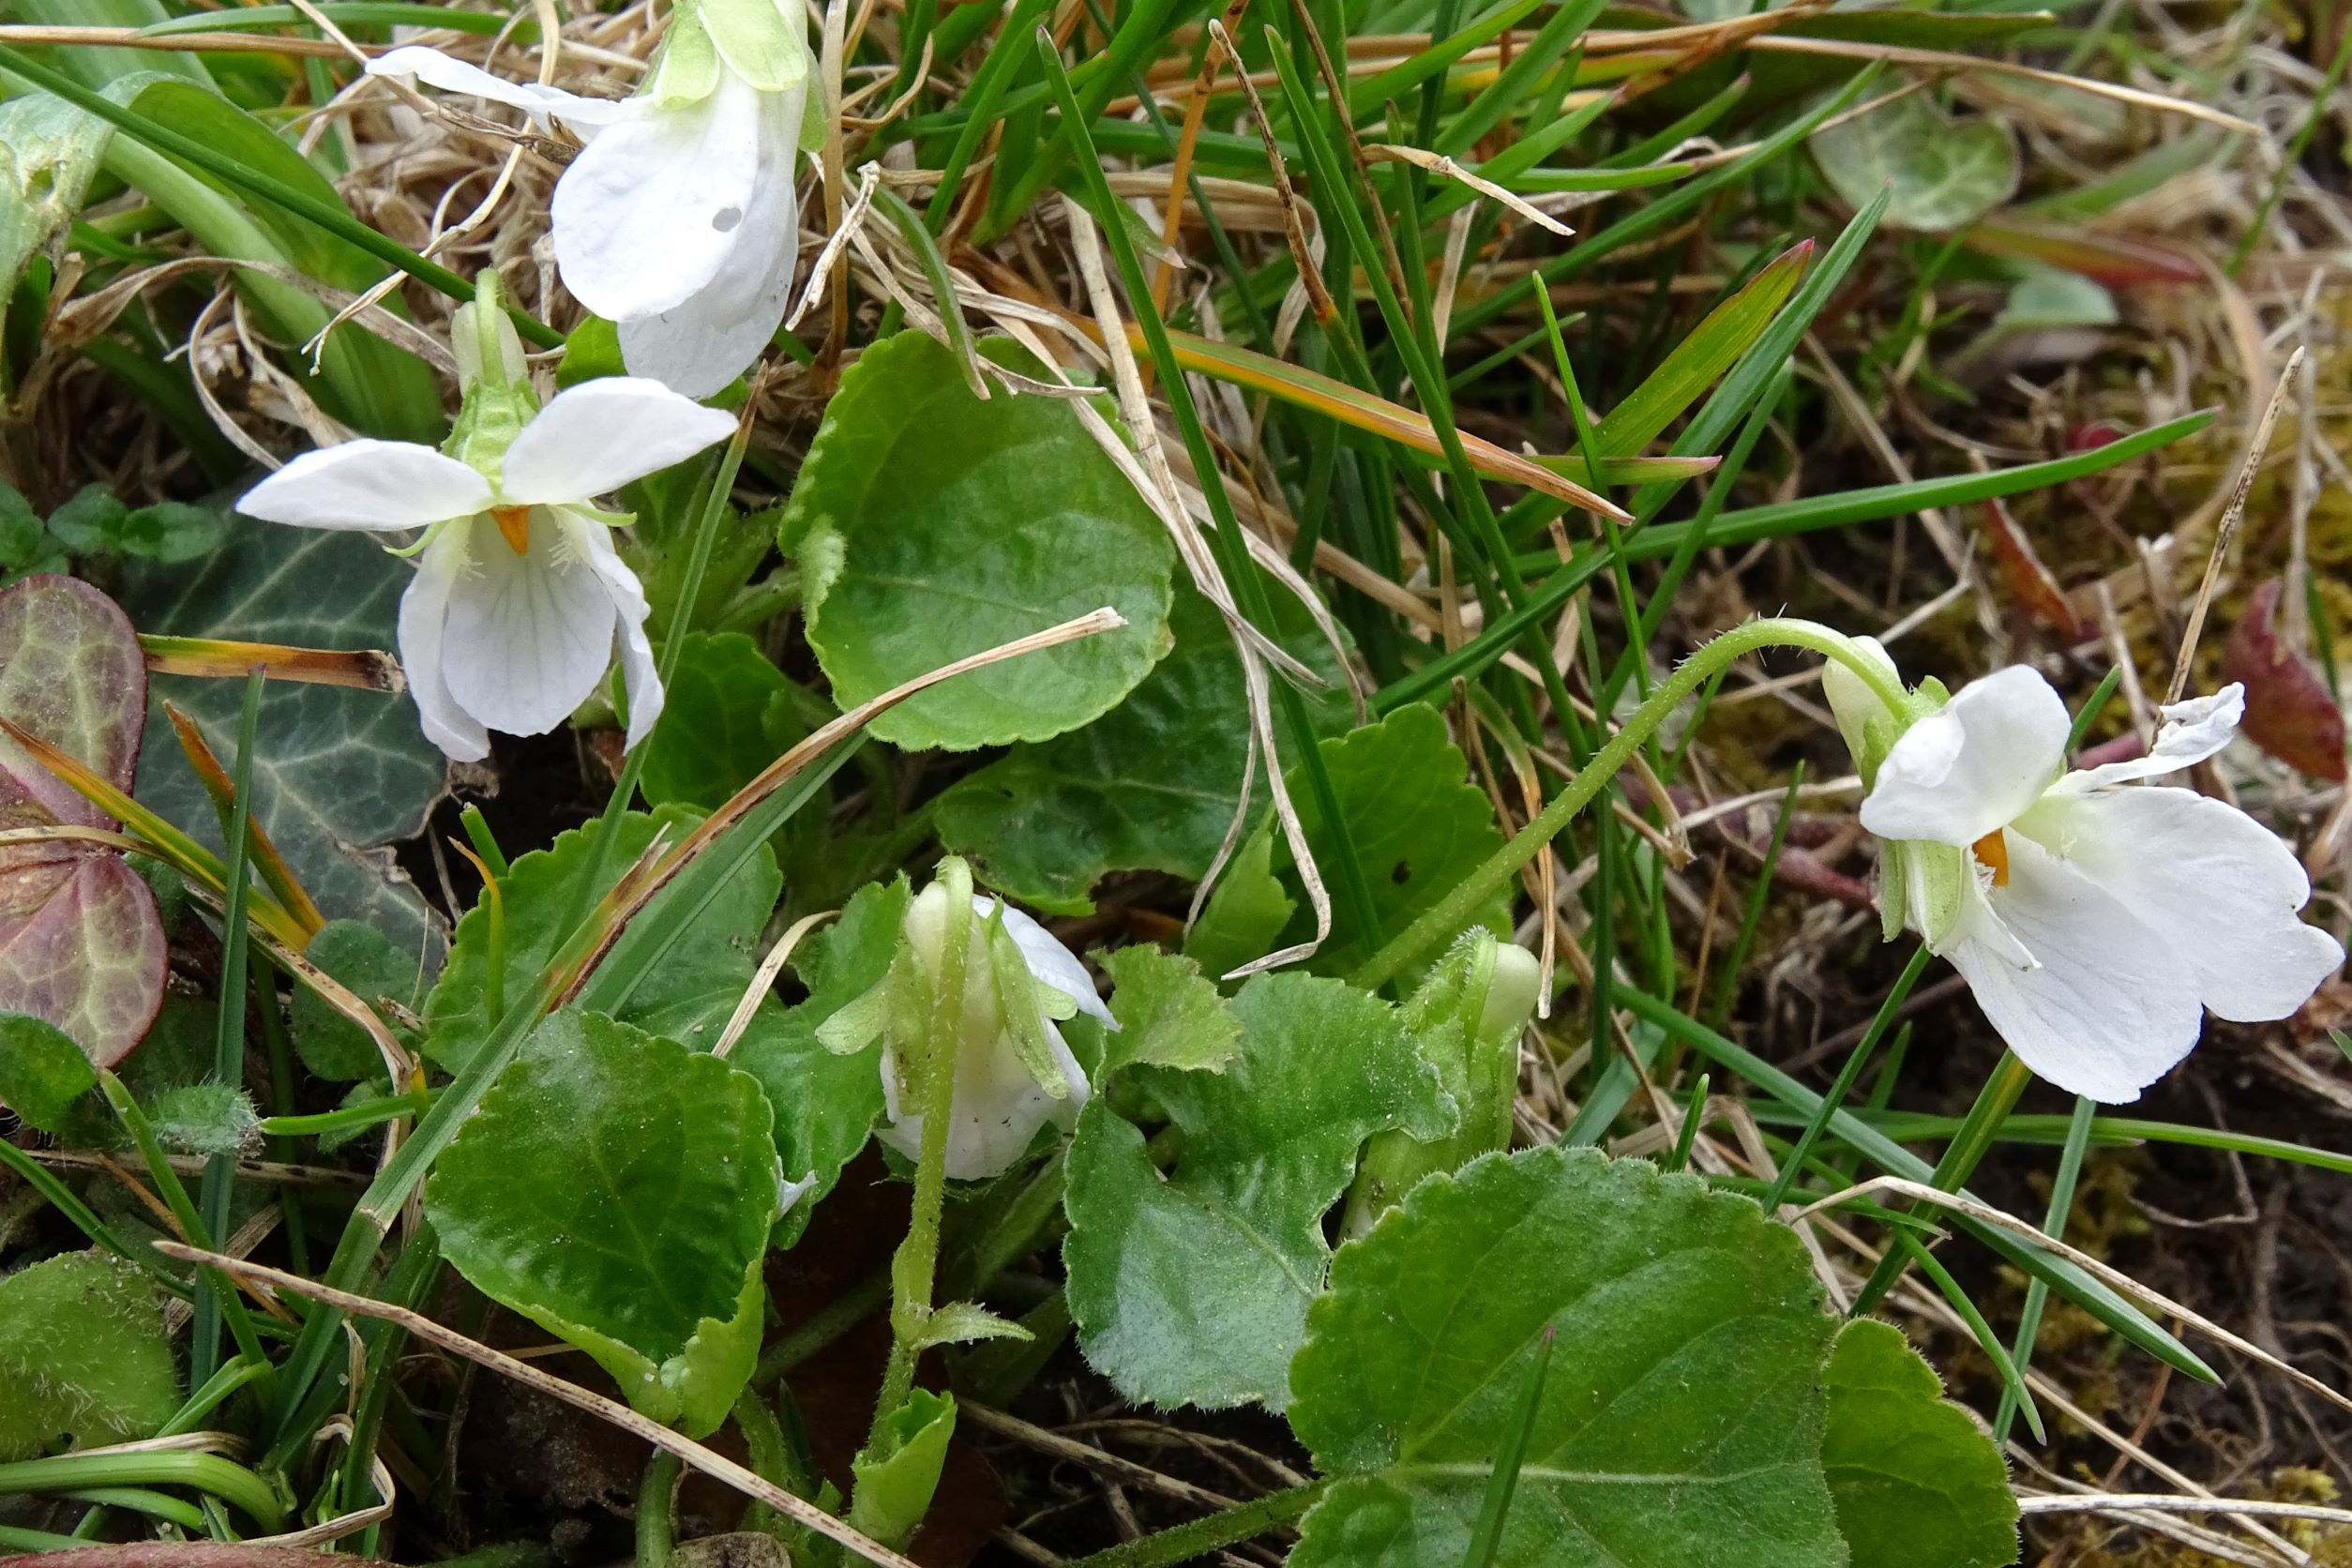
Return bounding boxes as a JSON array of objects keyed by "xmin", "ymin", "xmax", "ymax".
[
  {"xmin": 1349, "ymin": 618, "xmax": 1909, "ymax": 992},
  {"xmin": 869, "ymin": 862, "xmax": 976, "ymax": 1451}
]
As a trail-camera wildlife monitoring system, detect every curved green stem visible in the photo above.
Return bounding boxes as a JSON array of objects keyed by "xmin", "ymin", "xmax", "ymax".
[
  {"xmin": 870, "ymin": 860, "xmax": 975, "ymax": 1447},
  {"xmin": 1351, "ymin": 618, "xmax": 1906, "ymax": 991},
  {"xmin": 0, "ymin": 1452, "xmax": 286, "ymax": 1533}
]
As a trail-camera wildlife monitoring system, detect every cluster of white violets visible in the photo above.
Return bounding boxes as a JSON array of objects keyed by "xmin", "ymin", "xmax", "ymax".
[{"xmin": 234, "ymin": 0, "xmax": 2340, "ymax": 1171}]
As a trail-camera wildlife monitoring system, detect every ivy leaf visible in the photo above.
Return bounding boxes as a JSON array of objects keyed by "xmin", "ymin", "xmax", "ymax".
[
  {"xmin": 1288, "ymin": 1146, "xmax": 1846, "ymax": 1568},
  {"xmin": 1809, "ymin": 91, "xmax": 2019, "ymax": 232},
  {"xmin": 293, "ymin": 919, "xmax": 429, "ymax": 1082},
  {"xmin": 1823, "ymin": 1319, "xmax": 2019, "ymax": 1568},
  {"xmin": 790, "ymin": 330, "xmax": 1176, "ymax": 751},
  {"xmin": 0, "ymin": 1252, "xmax": 178, "ymax": 1461},
  {"xmin": 0, "ymin": 1010, "xmax": 97, "ymax": 1131},
  {"xmin": 424, "ymin": 805, "xmax": 779, "ymax": 1073},
  {"xmin": 641, "ymin": 631, "xmax": 797, "ymax": 810},
  {"xmin": 426, "ymin": 1009, "xmax": 780, "ymax": 1437},
  {"xmin": 1063, "ymin": 972, "xmax": 1449, "ymax": 1410},
  {"xmin": 119, "ymin": 514, "xmax": 446, "ymax": 955},
  {"xmin": 0, "ymin": 574, "xmax": 165, "ymax": 1068},
  {"xmin": 937, "ymin": 584, "xmax": 1347, "ymax": 912},
  {"xmin": 726, "ymin": 877, "xmax": 907, "ymax": 1243},
  {"xmin": 1096, "ymin": 945, "xmax": 1238, "ymax": 1074},
  {"xmin": 1272, "ymin": 703, "xmax": 1507, "ymax": 977}
]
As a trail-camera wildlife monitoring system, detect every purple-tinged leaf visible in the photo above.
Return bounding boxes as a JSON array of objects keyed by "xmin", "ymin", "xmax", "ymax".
[{"xmin": 0, "ymin": 574, "xmax": 165, "ymax": 1067}]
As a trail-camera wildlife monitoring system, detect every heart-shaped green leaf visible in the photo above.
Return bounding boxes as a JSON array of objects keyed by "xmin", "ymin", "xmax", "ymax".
[
  {"xmin": 1810, "ymin": 92, "xmax": 2019, "ymax": 232},
  {"xmin": 426, "ymin": 1009, "xmax": 780, "ymax": 1437},
  {"xmin": 1270, "ymin": 702, "xmax": 1508, "ymax": 977},
  {"xmin": 1823, "ymin": 1319, "xmax": 2019, "ymax": 1568},
  {"xmin": 1288, "ymin": 1146, "xmax": 1847, "ymax": 1567},
  {"xmin": 1096, "ymin": 945, "xmax": 1238, "ymax": 1075},
  {"xmin": 790, "ymin": 330, "xmax": 1175, "ymax": 751},
  {"xmin": 641, "ymin": 630, "xmax": 797, "ymax": 810},
  {"xmin": 1063, "ymin": 972, "xmax": 1450, "ymax": 1410},
  {"xmin": 937, "ymin": 582, "xmax": 1347, "ymax": 913},
  {"xmin": 424, "ymin": 804, "xmax": 779, "ymax": 1073},
  {"xmin": 725, "ymin": 876, "xmax": 907, "ymax": 1244}
]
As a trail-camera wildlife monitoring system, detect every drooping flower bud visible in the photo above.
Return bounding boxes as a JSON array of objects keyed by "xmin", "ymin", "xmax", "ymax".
[
  {"xmin": 822, "ymin": 862, "xmax": 1109, "ymax": 1181},
  {"xmin": 1342, "ymin": 934, "xmax": 1540, "ymax": 1237}
]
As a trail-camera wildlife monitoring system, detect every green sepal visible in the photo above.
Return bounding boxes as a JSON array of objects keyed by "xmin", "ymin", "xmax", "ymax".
[
  {"xmin": 444, "ymin": 277, "xmax": 536, "ymax": 483},
  {"xmin": 698, "ymin": 0, "xmax": 810, "ymax": 92},
  {"xmin": 987, "ymin": 914, "xmax": 1074, "ymax": 1101},
  {"xmin": 647, "ymin": 4, "xmax": 723, "ymax": 105},
  {"xmin": 815, "ymin": 976, "xmax": 894, "ymax": 1057}
]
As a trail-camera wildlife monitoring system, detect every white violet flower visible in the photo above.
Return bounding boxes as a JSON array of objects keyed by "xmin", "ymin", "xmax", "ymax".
[
  {"xmin": 369, "ymin": 0, "xmax": 815, "ymax": 398},
  {"xmin": 1827, "ymin": 641, "xmax": 2344, "ymax": 1102},
  {"xmin": 238, "ymin": 290, "xmax": 735, "ymax": 761},
  {"xmin": 824, "ymin": 878, "xmax": 1113, "ymax": 1182}
]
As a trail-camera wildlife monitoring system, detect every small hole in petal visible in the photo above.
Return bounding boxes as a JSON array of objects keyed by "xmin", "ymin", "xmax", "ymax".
[{"xmin": 713, "ymin": 206, "xmax": 743, "ymax": 233}]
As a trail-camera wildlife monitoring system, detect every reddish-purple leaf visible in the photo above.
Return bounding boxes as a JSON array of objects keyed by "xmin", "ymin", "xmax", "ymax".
[
  {"xmin": 0, "ymin": 574, "xmax": 144, "ymax": 832},
  {"xmin": 1978, "ymin": 498, "xmax": 2086, "ymax": 642},
  {"xmin": 0, "ymin": 574, "xmax": 164, "ymax": 1066},
  {"xmin": 2224, "ymin": 580, "xmax": 2348, "ymax": 782},
  {"xmin": 0, "ymin": 853, "xmax": 165, "ymax": 1066}
]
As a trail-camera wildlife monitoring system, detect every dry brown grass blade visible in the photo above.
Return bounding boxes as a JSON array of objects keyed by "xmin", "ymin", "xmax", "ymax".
[
  {"xmin": 1739, "ymin": 36, "xmax": 2260, "ymax": 134},
  {"xmin": 1797, "ymin": 1174, "xmax": 2352, "ymax": 1423},
  {"xmin": 2167, "ymin": 345, "xmax": 2304, "ymax": 705},
  {"xmin": 556, "ymin": 608, "xmax": 1128, "ymax": 1001},
  {"xmin": 140, "ymin": 636, "xmax": 404, "ymax": 693},
  {"xmin": 153, "ymin": 1244, "xmax": 929, "ymax": 1568},
  {"xmin": 0, "ymin": 23, "xmax": 357, "ymax": 56}
]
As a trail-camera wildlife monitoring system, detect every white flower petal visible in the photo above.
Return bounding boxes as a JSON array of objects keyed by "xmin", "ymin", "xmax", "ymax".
[
  {"xmin": 398, "ymin": 525, "xmax": 491, "ymax": 762},
  {"xmin": 565, "ymin": 513, "xmax": 666, "ymax": 749},
  {"xmin": 982, "ymin": 895, "xmax": 1116, "ymax": 1028},
  {"xmin": 613, "ymin": 87, "xmax": 803, "ymax": 398},
  {"xmin": 437, "ymin": 511, "xmax": 618, "ymax": 738},
  {"xmin": 2058, "ymin": 684, "xmax": 2246, "ymax": 791},
  {"xmin": 367, "ymin": 46, "xmax": 634, "ymax": 131},
  {"xmin": 1951, "ymin": 831, "xmax": 2209, "ymax": 1103},
  {"xmin": 239, "ymin": 441, "xmax": 490, "ymax": 531},
  {"xmin": 1821, "ymin": 633, "xmax": 1902, "ymax": 768},
  {"xmin": 876, "ymin": 1018, "xmax": 1091, "ymax": 1181},
  {"xmin": 550, "ymin": 71, "xmax": 763, "ymax": 320},
  {"xmin": 496, "ymin": 379, "xmax": 738, "ymax": 504},
  {"xmin": 2015, "ymin": 785, "xmax": 2343, "ymax": 1024},
  {"xmin": 1861, "ymin": 665, "xmax": 2071, "ymax": 848}
]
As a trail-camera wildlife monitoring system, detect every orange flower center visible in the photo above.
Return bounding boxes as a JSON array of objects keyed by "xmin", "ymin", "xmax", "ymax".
[
  {"xmin": 491, "ymin": 504, "xmax": 531, "ymax": 555},
  {"xmin": 1971, "ymin": 828, "xmax": 2011, "ymax": 888}
]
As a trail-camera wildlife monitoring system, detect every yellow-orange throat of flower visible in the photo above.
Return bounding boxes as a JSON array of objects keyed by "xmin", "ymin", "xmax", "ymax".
[
  {"xmin": 492, "ymin": 504, "xmax": 531, "ymax": 555},
  {"xmin": 1971, "ymin": 828, "xmax": 2012, "ymax": 888}
]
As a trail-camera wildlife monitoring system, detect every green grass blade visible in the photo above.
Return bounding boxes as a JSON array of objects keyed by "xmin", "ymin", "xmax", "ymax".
[{"xmin": 1611, "ymin": 988, "xmax": 2217, "ymax": 1384}]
